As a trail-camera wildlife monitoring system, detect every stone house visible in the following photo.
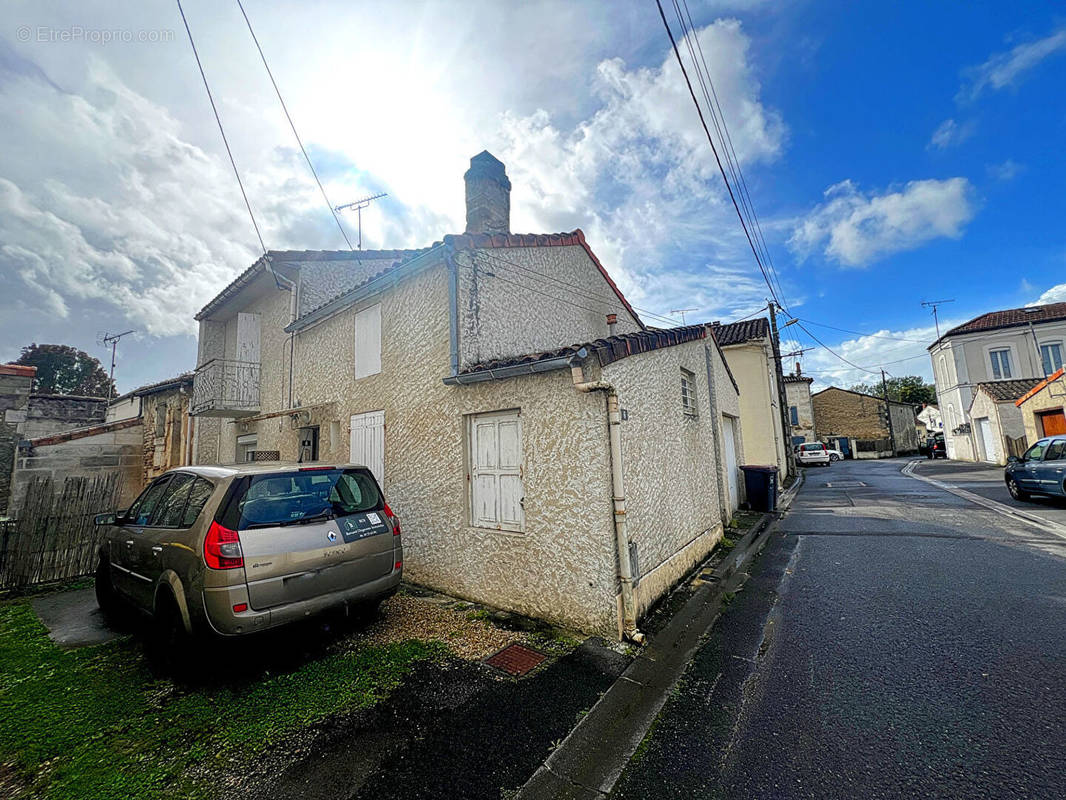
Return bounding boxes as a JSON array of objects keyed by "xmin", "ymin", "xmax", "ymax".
[
  {"xmin": 812, "ymin": 387, "xmax": 919, "ymax": 458},
  {"xmin": 708, "ymin": 318, "xmax": 789, "ymax": 476},
  {"xmin": 1014, "ymin": 368, "xmax": 1066, "ymax": 445},
  {"xmin": 189, "ymin": 150, "xmax": 744, "ymax": 639},
  {"xmin": 128, "ymin": 374, "xmax": 196, "ymax": 483},
  {"xmin": 928, "ymin": 301, "xmax": 1066, "ymax": 461},
  {"xmin": 966, "ymin": 380, "xmax": 1042, "ymax": 464},
  {"xmin": 783, "ymin": 366, "xmax": 815, "ymax": 446}
]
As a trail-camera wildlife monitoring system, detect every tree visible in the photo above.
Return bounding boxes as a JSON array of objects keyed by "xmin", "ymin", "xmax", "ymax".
[
  {"xmin": 849, "ymin": 375, "xmax": 936, "ymax": 406},
  {"xmin": 13, "ymin": 344, "xmax": 115, "ymax": 398}
]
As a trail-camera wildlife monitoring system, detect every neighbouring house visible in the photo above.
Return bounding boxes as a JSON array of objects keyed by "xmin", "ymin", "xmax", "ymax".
[
  {"xmin": 708, "ymin": 318, "xmax": 790, "ymax": 477},
  {"xmin": 967, "ymin": 380, "xmax": 1042, "ymax": 464},
  {"xmin": 916, "ymin": 404, "xmax": 942, "ymax": 436},
  {"xmin": 783, "ymin": 365, "xmax": 815, "ymax": 446},
  {"xmin": 1014, "ymin": 368, "xmax": 1066, "ymax": 444},
  {"xmin": 928, "ymin": 301, "xmax": 1066, "ymax": 460},
  {"xmin": 812, "ymin": 387, "xmax": 919, "ymax": 458},
  {"xmin": 189, "ymin": 151, "xmax": 744, "ymax": 639}
]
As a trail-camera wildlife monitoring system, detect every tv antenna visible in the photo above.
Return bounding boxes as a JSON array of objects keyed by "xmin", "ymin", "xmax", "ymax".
[
  {"xmin": 334, "ymin": 192, "xmax": 387, "ymax": 249},
  {"xmin": 101, "ymin": 330, "xmax": 135, "ymax": 402},
  {"xmin": 670, "ymin": 308, "xmax": 698, "ymax": 325},
  {"xmin": 921, "ymin": 299, "xmax": 955, "ymax": 341}
]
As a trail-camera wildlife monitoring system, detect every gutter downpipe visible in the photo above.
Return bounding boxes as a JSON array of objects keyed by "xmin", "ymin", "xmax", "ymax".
[
  {"xmin": 264, "ymin": 255, "xmax": 299, "ymax": 409},
  {"xmin": 570, "ymin": 359, "xmax": 645, "ymax": 645}
]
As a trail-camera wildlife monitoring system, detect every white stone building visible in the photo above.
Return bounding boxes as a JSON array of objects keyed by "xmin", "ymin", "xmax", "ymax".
[
  {"xmin": 189, "ymin": 151, "xmax": 744, "ymax": 639},
  {"xmin": 928, "ymin": 302, "xmax": 1066, "ymax": 460}
]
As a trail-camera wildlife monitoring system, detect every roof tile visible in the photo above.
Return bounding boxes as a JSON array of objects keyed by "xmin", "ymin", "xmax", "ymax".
[{"xmin": 708, "ymin": 318, "xmax": 771, "ymax": 346}]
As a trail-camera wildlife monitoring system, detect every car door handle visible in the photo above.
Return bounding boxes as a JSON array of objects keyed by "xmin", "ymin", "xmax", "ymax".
[
  {"xmin": 125, "ymin": 540, "xmax": 134, "ymax": 546},
  {"xmin": 151, "ymin": 546, "xmax": 163, "ymax": 554}
]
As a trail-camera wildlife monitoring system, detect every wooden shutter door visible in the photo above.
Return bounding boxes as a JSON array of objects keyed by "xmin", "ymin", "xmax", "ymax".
[
  {"xmin": 354, "ymin": 304, "xmax": 382, "ymax": 379},
  {"xmin": 470, "ymin": 411, "xmax": 524, "ymax": 531},
  {"xmin": 349, "ymin": 411, "xmax": 385, "ymax": 485},
  {"xmin": 236, "ymin": 312, "xmax": 261, "ymax": 363}
]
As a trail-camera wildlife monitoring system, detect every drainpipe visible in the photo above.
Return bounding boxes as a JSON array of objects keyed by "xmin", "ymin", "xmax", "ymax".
[
  {"xmin": 264, "ymin": 255, "xmax": 299, "ymax": 409},
  {"xmin": 570, "ymin": 359, "xmax": 645, "ymax": 645}
]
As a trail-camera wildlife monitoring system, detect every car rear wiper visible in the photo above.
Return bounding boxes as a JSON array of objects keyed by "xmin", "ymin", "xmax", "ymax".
[{"xmin": 278, "ymin": 510, "xmax": 336, "ymax": 527}]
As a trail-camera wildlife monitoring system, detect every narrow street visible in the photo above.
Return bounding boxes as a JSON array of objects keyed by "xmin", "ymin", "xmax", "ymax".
[{"xmin": 613, "ymin": 458, "xmax": 1066, "ymax": 799}]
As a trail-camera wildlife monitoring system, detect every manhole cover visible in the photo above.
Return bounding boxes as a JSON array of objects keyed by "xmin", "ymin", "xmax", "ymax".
[
  {"xmin": 484, "ymin": 643, "xmax": 546, "ymax": 676},
  {"xmin": 824, "ymin": 481, "xmax": 867, "ymax": 488}
]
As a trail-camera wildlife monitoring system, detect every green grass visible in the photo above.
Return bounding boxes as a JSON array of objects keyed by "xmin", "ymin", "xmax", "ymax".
[{"xmin": 0, "ymin": 602, "xmax": 445, "ymax": 799}]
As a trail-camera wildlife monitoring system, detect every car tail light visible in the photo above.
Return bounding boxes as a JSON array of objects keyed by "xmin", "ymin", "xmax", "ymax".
[
  {"xmin": 232, "ymin": 603, "xmax": 248, "ymax": 613},
  {"xmin": 204, "ymin": 521, "xmax": 244, "ymax": 570},
  {"xmin": 394, "ymin": 560, "xmax": 403, "ymax": 571},
  {"xmin": 384, "ymin": 503, "xmax": 401, "ymax": 536}
]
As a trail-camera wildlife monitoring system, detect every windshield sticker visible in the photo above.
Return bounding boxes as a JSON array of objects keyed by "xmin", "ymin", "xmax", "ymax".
[{"xmin": 366, "ymin": 512, "xmax": 382, "ymax": 524}]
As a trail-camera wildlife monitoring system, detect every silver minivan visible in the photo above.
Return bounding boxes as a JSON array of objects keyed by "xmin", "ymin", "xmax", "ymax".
[{"xmin": 95, "ymin": 463, "xmax": 402, "ymax": 640}]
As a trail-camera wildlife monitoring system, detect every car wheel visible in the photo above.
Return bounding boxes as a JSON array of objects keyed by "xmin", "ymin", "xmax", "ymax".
[
  {"xmin": 1007, "ymin": 478, "xmax": 1029, "ymax": 502},
  {"xmin": 830, "ymin": 454, "xmax": 840, "ymax": 462},
  {"xmin": 94, "ymin": 558, "xmax": 124, "ymax": 622},
  {"xmin": 148, "ymin": 592, "xmax": 195, "ymax": 674}
]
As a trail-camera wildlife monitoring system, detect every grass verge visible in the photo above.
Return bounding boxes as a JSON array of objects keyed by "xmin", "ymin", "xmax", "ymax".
[{"xmin": 0, "ymin": 601, "xmax": 444, "ymax": 800}]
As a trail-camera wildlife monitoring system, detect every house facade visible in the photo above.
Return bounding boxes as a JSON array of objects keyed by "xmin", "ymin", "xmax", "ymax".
[
  {"xmin": 916, "ymin": 405, "xmax": 942, "ymax": 436},
  {"xmin": 783, "ymin": 368, "xmax": 815, "ymax": 445},
  {"xmin": 812, "ymin": 387, "xmax": 919, "ymax": 458},
  {"xmin": 189, "ymin": 151, "xmax": 743, "ymax": 639},
  {"xmin": 967, "ymin": 380, "xmax": 1041, "ymax": 464},
  {"xmin": 928, "ymin": 302, "xmax": 1066, "ymax": 460},
  {"xmin": 708, "ymin": 319, "xmax": 790, "ymax": 477},
  {"xmin": 1014, "ymin": 368, "xmax": 1066, "ymax": 445}
]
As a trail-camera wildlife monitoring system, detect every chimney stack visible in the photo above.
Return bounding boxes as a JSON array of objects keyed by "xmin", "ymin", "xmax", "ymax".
[
  {"xmin": 795, "ymin": 361, "xmax": 801, "ymax": 376},
  {"xmin": 607, "ymin": 313, "xmax": 618, "ymax": 337},
  {"xmin": 464, "ymin": 151, "xmax": 511, "ymax": 235}
]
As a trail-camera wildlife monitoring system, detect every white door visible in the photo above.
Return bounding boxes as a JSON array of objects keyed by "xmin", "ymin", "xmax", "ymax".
[
  {"xmin": 236, "ymin": 312, "xmax": 261, "ymax": 363},
  {"xmin": 722, "ymin": 415, "xmax": 740, "ymax": 513},
  {"xmin": 977, "ymin": 417, "xmax": 996, "ymax": 463},
  {"xmin": 350, "ymin": 411, "xmax": 385, "ymax": 486}
]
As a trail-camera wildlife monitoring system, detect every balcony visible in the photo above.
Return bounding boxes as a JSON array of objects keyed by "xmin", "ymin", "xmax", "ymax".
[{"xmin": 191, "ymin": 359, "xmax": 260, "ymax": 418}]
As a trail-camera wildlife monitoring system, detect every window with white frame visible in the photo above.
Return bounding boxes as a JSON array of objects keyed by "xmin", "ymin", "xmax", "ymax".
[
  {"xmin": 989, "ymin": 348, "xmax": 1012, "ymax": 380},
  {"xmin": 468, "ymin": 410, "xmax": 524, "ymax": 532},
  {"xmin": 354, "ymin": 303, "xmax": 382, "ymax": 379},
  {"xmin": 680, "ymin": 369, "xmax": 698, "ymax": 416},
  {"xmin": 937, "ymin": 355, "xmax": 947, "ymax": 387},
  {"xmin": 1040, "ymin": 341, "xmax": 1064, "ymax": 376}
]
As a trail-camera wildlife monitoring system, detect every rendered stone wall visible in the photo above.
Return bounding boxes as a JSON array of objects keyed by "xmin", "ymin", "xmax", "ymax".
[
  {"xmin": 722, "ymin": 342, "xmax": 787, "ymax": 472},
  {"xmin": 0, "ymin": 369, "xmax": 35, "ymax": 516},
  {"xmin": 784, "ymin": 379, "xmax": 816, "ymax": 443},
  {"xmin": 1018, "ymin": 377, "xmax": 1066, "ymax": 444}
]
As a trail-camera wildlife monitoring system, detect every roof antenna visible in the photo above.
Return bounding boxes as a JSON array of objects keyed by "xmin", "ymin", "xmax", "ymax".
[
  {"xmin": 100, "ymin": 330, "xmax": 135, "ymax": 403},
  {"xmin": 334, "ymin": 192, "xmax": 388, "ymax": 249},
  {"xmin": 670, "ymin": 308, "xmax": 698, "ymax": 325},
  {"xmin": 921, "ymin": 299, "xmax": 954, "ymax": 341}
]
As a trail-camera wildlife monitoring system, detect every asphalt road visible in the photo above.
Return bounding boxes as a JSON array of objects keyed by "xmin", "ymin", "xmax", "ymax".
[{"xmin": 613, "ymin": 457, "xmax": 1066, "ymax": 799}]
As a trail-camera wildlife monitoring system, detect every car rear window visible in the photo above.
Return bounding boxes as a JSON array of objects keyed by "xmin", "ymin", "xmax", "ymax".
[
  {"xmin": 218, "ymin": 468, "xmax": 384, "ymax": 531},
  {"xmin": 801, "ymin": 443, "xmax": 824, "ymax": 451}
]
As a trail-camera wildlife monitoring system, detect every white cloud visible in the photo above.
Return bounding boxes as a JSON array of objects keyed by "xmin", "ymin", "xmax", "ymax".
[
  {"xmin": 1032, "ymin": 283, "xmax": 1066, "ymax": 305},
  {"xmin": 959, "ymin": 28, "xmax": 1066, "ymax": 102},
  {"xmin": 988, "ymin": 158, "xmax": 1024, "ymax": 181},
  {"xmin": 789, "ymin": 178, "xmax": 976, "ymax": 267},
  {"xmin": 928, "ymin": 118, "xmax": 975, "ymax": 150}
]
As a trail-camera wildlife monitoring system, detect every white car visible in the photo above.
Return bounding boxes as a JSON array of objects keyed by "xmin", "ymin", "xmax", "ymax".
[
  {"xmin": 823, "ymin": 446, "xmax": 844, "ymax": 462},
  {"xmin": 795, "ymin": 442, "xmax": 831, "ymax": 467}
]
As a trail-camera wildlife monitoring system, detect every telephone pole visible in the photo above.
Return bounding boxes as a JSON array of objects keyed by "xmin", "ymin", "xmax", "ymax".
[
  {"xmin": 881, "ymin": 368, "xmax": 896, "ymax": 456},
  {"xmin": 767, "ymin": 301, "xmax": 796, "ymax": 478}
]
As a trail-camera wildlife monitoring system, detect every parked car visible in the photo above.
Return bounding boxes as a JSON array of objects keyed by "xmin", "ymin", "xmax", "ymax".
[
  {"xmin": 795, "ymin": 442, "xmax": 831, "ymax": 467},
  {"xmin": 1005, "ymin": 437, "xmax": 1066, "ymax": 501},
  {"xmin": 822, "ymin": 445, "xmax": 844, "ymax": 462},
  {"xmin": 94, "ymin": 463, "xmax": 402, "ymax": 644},
  {"xmin": 926, "ymin": 433, "xmax": 946, "ymax": 459}
]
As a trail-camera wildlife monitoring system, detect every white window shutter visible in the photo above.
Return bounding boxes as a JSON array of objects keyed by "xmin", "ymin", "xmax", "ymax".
[
  {"xmin": 354, "ymin": 304, "xmax": 382, "ymax": 379},
  {"xmin": 349, "ymin": 410, "xmax": 385, "ymax": 485},
  {"xmin": 470, "ymin": 411, "xmax": 524, "ymax": 531},
  {"xmin": 236, "ymin": 312, "xmax": 261, "ymax": 364}
]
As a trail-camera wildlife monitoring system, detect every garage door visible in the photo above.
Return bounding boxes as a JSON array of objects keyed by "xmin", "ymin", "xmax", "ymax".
[
  {"xmin": 977, "ymin": 417, "xmax": 996, "ymax": 462},
  {"xmin": 1038, "ymin": 409, "xmax": 1066, "ymax": 437}
]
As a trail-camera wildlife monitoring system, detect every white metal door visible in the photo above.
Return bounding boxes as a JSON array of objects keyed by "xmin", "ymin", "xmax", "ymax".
[
  {"xmin": 236, "ymin": 312, "xmax": 261, "ymax": 363},
  {"xmin": 722, "ymin": 415, "xmax": 740, "ymax": 512},
  {"xmin": 977, "ymin": 417, "xmax": 995, "ymax": 463},
  {"xmin": 349, "ymin": 411, "xmax": 385, "ymax": 485}
]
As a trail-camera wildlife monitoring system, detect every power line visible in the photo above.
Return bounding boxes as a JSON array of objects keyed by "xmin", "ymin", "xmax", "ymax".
[
  {"xmin": 654, "ymin": 0, "xmax": 780, "ymax": 309},
  {"xmin": 176, "ymin": 0, "xmax": 266, "ymax": 255},
  {"xmin": 795, "ymin": 318, "xmax": 931, "ymax": 344},
  {"xmin": 235, "ymin": 0, "xmax": 355, "ymax": 251}
]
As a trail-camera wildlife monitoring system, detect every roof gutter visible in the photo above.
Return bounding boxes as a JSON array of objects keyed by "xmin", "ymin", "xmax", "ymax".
[{"xmin": 441, "ymin": 348, "xmax": 588, "ymax": 385}]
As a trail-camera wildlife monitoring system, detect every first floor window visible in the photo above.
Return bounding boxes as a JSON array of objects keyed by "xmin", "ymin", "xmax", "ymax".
[
  {"xmin": 468, "ymin": 410, "xmax": 524, "ymax": 532},
  {"xmin": 1040, "ymin": 342, "xmax": 1063, "ymax": 376},
  {"xmin": 789, "ymin": 405, "xmax": 799, "ymax": 425},
  {"xmin": 680, "ymin": 369, "xmax": 698, "ymax": 416},
  {"xmin": 989, "ymin": 348, "xmax": 1012, "ymax": 380}
]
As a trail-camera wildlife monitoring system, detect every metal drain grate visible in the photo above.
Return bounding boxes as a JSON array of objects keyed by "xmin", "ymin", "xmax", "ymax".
[
  {"xmin": 484, "ymin": 643, "xmax": 546, "ymax": 677},
  {"xmin": 824, "ymin": 481, "xmax": 867, "ymax": 488}
]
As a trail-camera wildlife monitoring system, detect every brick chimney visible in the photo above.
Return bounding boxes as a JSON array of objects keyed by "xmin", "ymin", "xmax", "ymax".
[{"xmin": 464, "ymin": 151, "xmax": 511, "ymax": 235}]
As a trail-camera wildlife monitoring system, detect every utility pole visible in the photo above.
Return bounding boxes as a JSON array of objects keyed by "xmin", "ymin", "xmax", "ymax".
[
  {"xmin": 101, "ymin": 330, "xmax": 135, "ymax": 402},
  {"xmin": 921, "ymin": 299, "xmax": 955, "ymax": 341},
  {"xmin": 881, "ymin": 368, "xmax": 896, "ymax": 456},
  {"xmin": 767, "ymin": 301, "xmax": 796, "ymax": 479}
]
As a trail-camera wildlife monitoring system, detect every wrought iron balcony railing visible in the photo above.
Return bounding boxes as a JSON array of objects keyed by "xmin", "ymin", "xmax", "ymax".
[{"xmin": 191, "ymin": 359, "xmax": 260, "ymax": 417}]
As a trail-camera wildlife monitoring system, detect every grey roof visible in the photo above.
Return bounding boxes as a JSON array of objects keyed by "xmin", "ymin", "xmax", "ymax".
[
  {"xmin": 974, "ymin": 378, "xmax": 1043, "ymax": 402},
  {"xmin": 708, "ymin": 318, "xmax": 771, "ymax": 346},
  {"xmin": 783, "ymin": 374, "xmax": 814, "ymax": 384}
]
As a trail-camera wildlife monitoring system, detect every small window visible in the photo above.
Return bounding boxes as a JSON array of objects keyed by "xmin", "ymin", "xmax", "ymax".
[
  {"xmin": 152, "ymin": 473, "xmax": 195, "ymax": 527},
  {"xmin": 789, "ymin": 405, "xmax": 799, "ymax": 425},
  {"xmin": 155, "ymin": 402, "xmax": 167, "ymax": 438},
  {"xmin": 468, "ymin": 410, "xmax": 524, "ymax": 532},
  {"xmin": 1040, "ymin": 342, "xmax": 1063, "ymax": 376},
  {"xmin": 354, "ymin": 303, "xmax": 382, "ymax": 379},
  {"xmin": 182, "ymin": 478, "xmax": 216, "ymax": 527},
  {"xmin": 680, "ymin": 369, "xmax": 698, "ymax": 416},
  {"xmin": 989, "ymin": 348, "xmax": 1013, "ymax": 380}
]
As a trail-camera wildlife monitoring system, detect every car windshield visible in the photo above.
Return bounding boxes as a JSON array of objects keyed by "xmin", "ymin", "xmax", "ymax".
[{"xmin": 219, "ymin": 468, "xmax": 384, "ymax": 530}]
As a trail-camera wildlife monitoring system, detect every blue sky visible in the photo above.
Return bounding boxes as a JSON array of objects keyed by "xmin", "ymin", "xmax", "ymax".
[{"xmin": 1, "ymin": 1, "xmax": 1063, "ymax": 392}]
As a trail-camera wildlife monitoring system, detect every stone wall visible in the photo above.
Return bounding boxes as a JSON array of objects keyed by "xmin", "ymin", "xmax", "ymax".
[
  {"xmin": 814, "ymin": 388, "xmax": 889, "ymax": 440},
  {"xmin": 21, "ymin": 394, "xmax": 107, "ymax": 439},
  {"xmin": 0, "ymin": 365, "xmax": 36, "ymax": 517},
  {"xmin": 140, "ymin": 386, "xmax": 192, "ymax": 483},
  {"xmin": 784, "ymin": 378, "xmax": 815, "ymax": 443}
]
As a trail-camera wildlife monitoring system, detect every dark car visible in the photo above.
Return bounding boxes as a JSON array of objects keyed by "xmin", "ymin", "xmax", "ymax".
[
  {"xmin": 1005, "ymin": 437, "xmax": 1066, "ymax": 501},
  {"xmin": 926, "ymin": 433, "xmax": 946, "ymax": 459}
]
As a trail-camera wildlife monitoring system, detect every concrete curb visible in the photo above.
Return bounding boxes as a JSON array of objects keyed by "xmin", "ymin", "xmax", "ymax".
[
  {"xmin": 513, "ymin": 477, "xmax": 800, "ymax": 800},
  {"xmin": 902, "ymin": 460, "xmax": 1066, "ymax": 541}
]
